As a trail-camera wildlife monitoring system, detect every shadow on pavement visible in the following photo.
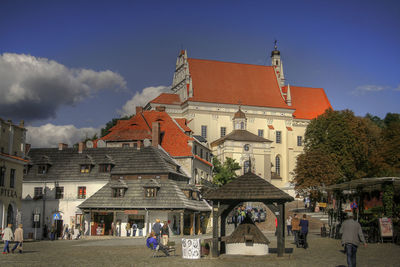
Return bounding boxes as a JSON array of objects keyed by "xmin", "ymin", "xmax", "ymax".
[{"xmin": 268, "ymin": 248, "xmax": 293, "ymax": 254}]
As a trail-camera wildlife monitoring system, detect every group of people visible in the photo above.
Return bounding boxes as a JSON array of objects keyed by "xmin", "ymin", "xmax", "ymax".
[
  {"xmin": 231, "ymin": 206, "xmax": 265, "ymax": 226},
  {"xmin": 124, "ymin": 222, "xmax": 138, "ymax": 237},
  {"xmin": 146, "ymin": 219, "xmax": 171, "ymax": 256},
  {"xmin": 1, "ymin": 224, "xmax": 23, "ymax": 254},
  {"xmin": 286, "ymin": 214, "xmax": 309, "ymax": 249}
]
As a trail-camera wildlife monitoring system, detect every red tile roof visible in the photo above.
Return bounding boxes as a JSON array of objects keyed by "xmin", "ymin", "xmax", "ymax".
[
  {"xmin": 150, "ymin": 93, "xmax": 181, "ymax": 105},
  {"xmin": 284, "ymin": 86, "xmax": 332, "ymax": 120},
  {"xmin": 100, "ymin": 111, "xmax": 198, "ymax": 158},
  {"xmin": 194, "ymin": 155, "xmax": 213, "ymax": 167},
  {"xmin": 174, "ymin": 118, "xmax": 192, "ymax": 132},
  {"xmin": 187, "ymin": 58, "xmax": 290, "ymax": 109}
]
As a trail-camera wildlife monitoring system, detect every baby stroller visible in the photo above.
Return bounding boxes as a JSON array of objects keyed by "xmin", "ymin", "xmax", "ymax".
[{"xmin": 297, "ymin": 232, "xmax": 308, "ymax": 249}]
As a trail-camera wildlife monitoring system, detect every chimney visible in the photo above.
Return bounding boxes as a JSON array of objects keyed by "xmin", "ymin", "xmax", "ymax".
[
  {"xmin": 19, "ymin": 120, "xmax": 24, "ymax": 127},
  {"xmin": 58, "ymin": 143, "xmax": 68, "ymax": 151},
  {"xmin": 25, "ymin": 144, "xmax": 31, "ymax": 155},
  {"xmin": 78, "ymin": 142, "xmax": 85, "ymax": 153},
  {"xmin": 155, "ymin": 106, "xmax": 166, "ymax": 112},
  {"xmin": 152, "ymin": 122, "xmax": 160, "ymax": 147},
  {"xmin": 136, "ymin": 106, "xmax": 143, "ymax": 114}
]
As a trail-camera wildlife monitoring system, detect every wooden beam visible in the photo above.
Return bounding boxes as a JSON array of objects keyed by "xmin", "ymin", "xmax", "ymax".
[
  {"xmin": 277, "ymin": 203, "xmax": 285, "ymax": 257},
  {"xmin": 211, "ymin": 202, "xmax": 219, "ymax": 257}
]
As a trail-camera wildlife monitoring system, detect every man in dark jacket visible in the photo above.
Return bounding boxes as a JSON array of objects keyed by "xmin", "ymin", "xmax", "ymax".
[
  {"xmin": 340, "ymin": 213, "xmax": 366, "ymax": 267},
  {"xmin": 299, "ymin": 214, "xmax": 309, "ymax": 249},
  {"xmin": 152, "ymin": 219, "xmax": 162, "ymax": 243}
]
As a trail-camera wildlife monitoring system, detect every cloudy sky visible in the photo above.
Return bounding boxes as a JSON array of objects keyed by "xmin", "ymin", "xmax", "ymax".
[{"xmin": 1, "ymin": 0, "xmax": 399, "ymax": 147}]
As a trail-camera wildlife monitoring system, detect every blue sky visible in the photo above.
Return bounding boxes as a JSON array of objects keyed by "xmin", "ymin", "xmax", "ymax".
[{"xmin": 1, "ymin": 0, "xmax": 399, "ymax": 146}]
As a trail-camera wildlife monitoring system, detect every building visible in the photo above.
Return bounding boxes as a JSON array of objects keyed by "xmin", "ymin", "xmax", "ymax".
[
  {"xmin": 0, "ymin": 118, "xmax": 27, "ymax": 230},
  {"xmin": 22, "ymin": 142, "xmax": 210, "ymax": 239},
  {"xmin": 146, "ymin": 45, "xmax": 332, "ymax": 193},
  {"xmin": 96, "ymin": 107, "xmax": 213, "ymax": 186}
]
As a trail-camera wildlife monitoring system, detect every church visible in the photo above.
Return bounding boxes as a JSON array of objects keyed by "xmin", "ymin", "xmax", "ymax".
[{"xmin": 146, "ymin": 44, "xmax": 332, "ymax": 194}]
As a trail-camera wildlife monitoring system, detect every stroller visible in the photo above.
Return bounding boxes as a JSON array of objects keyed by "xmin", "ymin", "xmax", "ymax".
[{"xmin": 297, "ymin": 232, "xmax": 308, "ymax": 249}]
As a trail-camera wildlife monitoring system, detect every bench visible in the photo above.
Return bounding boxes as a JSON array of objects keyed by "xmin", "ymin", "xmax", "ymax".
[{"xmin": 149, "ymin": 241, "xmax": 176, "ymax": 257}]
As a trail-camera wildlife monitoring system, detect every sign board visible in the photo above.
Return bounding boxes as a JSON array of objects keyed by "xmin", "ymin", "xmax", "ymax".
[
  {"xmin": 124, "ymin": 210, "xmax": 138, "ymax": 215},
  {"xmin": 379, "ymin": 217, "xmax": 393, "ymax": 237},
  {"xmin": 182, "ymin": 238, "xmax": 200, "ymax": 259},
  {"xmin": 318, "ymin": 202, "xmax": 327, "ymax": 208},
  {"xmin": 34, "ymin": 214, "xmax": 40, "ymax": 222},
  {"xmin": 53, "ymin": 213, "xmax": 61, "ymax": 220}
]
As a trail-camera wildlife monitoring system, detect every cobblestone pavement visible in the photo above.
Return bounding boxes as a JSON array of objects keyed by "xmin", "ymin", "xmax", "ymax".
[{"xmin": 1, "ymin": 234, "xmax": 399, "ymax": 267}]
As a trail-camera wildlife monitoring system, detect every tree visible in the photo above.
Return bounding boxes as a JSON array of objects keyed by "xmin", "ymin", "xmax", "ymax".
[
  {"xmin": 293, "ymin": 109, "xmax": 383, "ymax": 194},
  {"xmin": 100, "ymin": 115, "xmax": 131, "ymax": 137},
  {"xmin": 212, "ymin": 157, "xmax": 241, "ymax": 186},
  {"xmin": 380, "ymin": 113, "xmax": 400, "ymax": 176}
]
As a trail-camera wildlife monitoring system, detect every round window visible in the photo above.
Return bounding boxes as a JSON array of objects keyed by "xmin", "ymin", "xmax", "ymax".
[{"xmin": 244, "ymin": 144, "xmax": 250, "ymax": 151}]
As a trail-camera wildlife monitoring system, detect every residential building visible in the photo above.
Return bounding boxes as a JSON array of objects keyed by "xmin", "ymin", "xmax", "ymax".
[{"xmin": 0, "ymin": 118, "xmax": 27, "ymax": 230}]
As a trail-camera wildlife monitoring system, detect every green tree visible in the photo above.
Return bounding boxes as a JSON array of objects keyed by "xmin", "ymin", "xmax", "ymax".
[
  {"xmin": 212, "ymin": 157, "xmax": 241, "ymax": 186},
  {"xmin": 100, "ymin": 115, "xmax": 131, "ymax": 137},
  {"xmin": 380, "ymin": 113, "xmax": 400, "ymax": 176},
  {"xmin": 293, "ymin": 109, "xmax": 383, "ymax": 194}
]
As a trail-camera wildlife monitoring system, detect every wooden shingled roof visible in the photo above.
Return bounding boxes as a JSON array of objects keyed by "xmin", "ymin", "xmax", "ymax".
[{"xmin": 204, "ymin": 172, "xmax": 293, "ymax": 202}]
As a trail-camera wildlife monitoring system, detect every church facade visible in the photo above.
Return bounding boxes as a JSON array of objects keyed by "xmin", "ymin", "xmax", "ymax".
[{"xmin": 146, "ymin": 46, "xmax": 332, "ymax": 193}]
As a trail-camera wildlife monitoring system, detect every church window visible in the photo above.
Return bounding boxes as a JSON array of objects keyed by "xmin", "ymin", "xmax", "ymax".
[
  {"xmin": 201, "ymin": 125, "xmax": 207, "ymax": 139},
  {"xmin": 243, "ymin": 160, "xmax": 250, "ymax": 173},
  {"xmin": 276, "ymin": 131, "xmax": 282, "ymax": 144},
  {"xmin": 220, "ymin": 127, "xmax": 226, "ymax": 137},
  {"xmin": 297, "ymin": 136, "xmax": 303, "ymax": 146},
  {"xmin": 275, "ymin": 156, "xmax": 281, "ymax": 176},
  {"xmin": 258, "ymin": 129, "xmax": 264, "ymax": 137},
  {"xmin": 276, "ymin": 60, "xmax": 279, "ymax": 65},
  {"xmin": 244, "ymin": 144, "xmax": 250, "ymax": 151}
]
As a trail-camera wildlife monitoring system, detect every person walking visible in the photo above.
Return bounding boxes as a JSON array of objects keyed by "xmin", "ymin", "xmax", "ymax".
[
  {"xmin": 152, "ymin": 219, "xmax": 162, "ymax": 243},
  {"xmin": 340, "ymin": 213, "xmax": 366, "ymax": 267},
  {"xmin": 161, "ymin": 221, "xmax": 169, "ymax": 246},
  {"xmin": 2, "ymin": 224, "xmax": 13, "ymax": 254},
  {"xmin": 299, "ymin": 214, "xmax": 309, "ymax": 249},
  {"xmin": 11, "ymin": 224, "xmax": 23, "ymax": 254},
  {"xmin": 126, "ymin": 222, "xmax": 131, "ymax": 237},
  {"xmin": 291, "ymin": 214, "xmax": 301, "ymax": 246},
  {"xmin": 286, "ymin": 215, "xmax": 292, "ymax": 236},
  {"xmin": 132, "ymin": 222, "xmax": 138, "ymax": 237},
  {"xmin": 50, "ymin": 224, "xmax": 56, "ymax": 240}
]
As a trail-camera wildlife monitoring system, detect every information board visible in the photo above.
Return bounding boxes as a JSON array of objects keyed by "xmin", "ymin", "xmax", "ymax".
[{"xmin": 182, "ymin": 238, "xmax": 200, "ymax": 259}]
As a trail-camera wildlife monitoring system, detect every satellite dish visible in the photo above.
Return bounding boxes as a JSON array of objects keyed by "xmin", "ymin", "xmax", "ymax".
[
  {"xmin": 143, "ymin": 138, "xmax": 151, "ymax": 147},
  {"xmin": 86, "ymin": 140, "xmax": 93, "ymax": 148},
  {"xmin": 97, "ymin": 140, "xmax": 106, "ymax": 148}
]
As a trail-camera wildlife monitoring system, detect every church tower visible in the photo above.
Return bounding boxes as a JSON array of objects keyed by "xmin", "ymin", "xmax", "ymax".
[
  {"xmin": 271, "ymin": 41, "xmax": 285, "ymax": 87},
  {"xmin": 233, "ymin": 106, "xmax": 247, "ymax": 130}
]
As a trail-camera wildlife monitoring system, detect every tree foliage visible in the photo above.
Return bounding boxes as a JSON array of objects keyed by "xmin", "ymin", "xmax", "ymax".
[
  {"xmin": 293, "ymin": 109, "xmax": 383, "ymax": 194},
  {"xmin": 212, "ymin": 157, "xmax": 241, "ymax": 186}
]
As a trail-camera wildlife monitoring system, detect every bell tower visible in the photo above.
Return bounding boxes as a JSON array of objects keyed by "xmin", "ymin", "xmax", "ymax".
[{"xmin": 271, "ymin": 40, "xmax": 285, "ymax": 87}]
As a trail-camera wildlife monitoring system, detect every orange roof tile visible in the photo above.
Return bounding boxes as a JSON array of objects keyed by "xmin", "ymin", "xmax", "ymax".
[
  {"xmin": 150, "ymin": 93, "xmax": 181, "ymax": 105},
  {"xmin": 187, "ymin": 58, "xmax": 290, "ymax": 109},
  {"xmin": 194, "ymin": 155, "xmax": 213, "ymax": 167},
  {"xmin": 175, "ymin": 118, "xmax": 192, "ymax": 132},
  {"xmin": 284, "ymin": 86, "xmax": 332, "ymax": 120}
]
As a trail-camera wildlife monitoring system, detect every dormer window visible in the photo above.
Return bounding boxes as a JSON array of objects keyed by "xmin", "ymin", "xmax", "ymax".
[
  {"xmin": 38, "ymin": 165, "xmax": 48, "ymax": 174},
  {"xmin": 99, "ymin": 164, "xmax": 112, "ymax": 173},
  {"xmin": 113, "ymin": 188, "xmax": 125, "ymax": 198},
  {"xmin": 80, "ymin": 164, "xmax": 91, "ymax": 173},
  {"xmin": 145, "ymin": 187, "xmax": 157, "ymax": 198}
]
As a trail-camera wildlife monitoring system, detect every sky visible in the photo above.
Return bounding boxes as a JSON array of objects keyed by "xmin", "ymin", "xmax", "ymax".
[{"xmin": 1, "ymin": 0, "xmax": 399, "ymax": 147}]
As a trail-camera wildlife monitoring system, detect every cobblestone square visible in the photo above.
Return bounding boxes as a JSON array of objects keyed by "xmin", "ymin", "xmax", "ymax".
[{"xmin": 1, "ymin": 234, "xmax": 399, "ymax": 267}]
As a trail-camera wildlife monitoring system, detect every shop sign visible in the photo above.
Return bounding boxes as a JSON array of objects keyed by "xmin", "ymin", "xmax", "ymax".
[
  {"xmin": 0, "ymin": 188, "xmax": 17, "ymax": 198},
  {"xmin": 182, "ymin": 238, "xmax": 200, "ymax": 259},
  {"xmin": 124, "ymin": 210, "xmax": 138, "ymax": 215},
  {"xmin": 53, "ymin": 213, "xmax": 62, "ymax": 220},
  {"xmin": 379, "ymin": 217, "xmax": 393, "ymax": 237}
]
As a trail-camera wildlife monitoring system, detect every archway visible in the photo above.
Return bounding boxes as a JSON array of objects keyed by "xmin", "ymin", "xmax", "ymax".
[{"xmin": 7, "ymin": 204, "xmax": 14, "ymax": 226}]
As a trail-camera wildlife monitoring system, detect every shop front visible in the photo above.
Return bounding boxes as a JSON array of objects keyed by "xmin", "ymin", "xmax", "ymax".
[{"xmin": 91, "ymin": 212, "xmax": 113, "ymax": 236}]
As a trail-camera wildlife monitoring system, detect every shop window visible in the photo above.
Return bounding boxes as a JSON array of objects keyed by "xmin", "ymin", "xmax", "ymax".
[
  {"xmin": 55, "ymin": 186, "xmax": 64, "ymax": 199},
  {"xmin": 113, "ymin": 188, "xmax": 125, "ymax": 198},
  {"xmin": 99, "ymin": 164, "xmax": 112, "ymax": 173},
  {"xmin": 0, "ymin": 167, "xmax": 5, "ymax": 187},
  {"xmin": 297, "ymin": 136, "xmax": 303, "ymax": 146},
  {"xmin": 38, "ymin": 165, "xmax": 48, "ymax": 174},
  {"xmin": 10, "ymin": 169, "xmax": 15, "ymax": 188},
  {"xmin": 145, "ymin": 187, "xmax": 157, "ymax": 198},
  {"xmin": 34, "ymin": 187, "xmax": 43, "ymax": 199},
  {"xmin": 80, "ymin": 164, "xmax": 91, "ymax": 173},
  {"xmin": 220, "ymin": 127, "xmax": 226, "ymax": 137},
  {"xmin": 276, "ymin": 131, "xmax": 282, "ymax": 144},
  {"xmin": 78, "ymin": 186, "xmax": 86, "ymax": 199}
]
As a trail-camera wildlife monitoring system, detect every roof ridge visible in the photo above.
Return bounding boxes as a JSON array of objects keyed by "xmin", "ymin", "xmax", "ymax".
[{"xmin": 188, "ymin": 58, "xmax": 275, "ymax": 68}]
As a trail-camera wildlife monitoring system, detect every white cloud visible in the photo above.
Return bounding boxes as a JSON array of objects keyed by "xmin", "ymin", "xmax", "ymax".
[
  {"xmin": 394, "ymin": 84, "xmax": 400, "ymax": 91},
  {"xmin": 352, "ymin": 84, "xmax": 386, "ymax": 95},
  {"xmin": 0, "ymin": 53, "xmax": 127, "ymax": 122},
  {"xmin": 26, "ymin": 124, "xmax": 100, "ymax": 148},
  {"xmin": 118, "ymin": 85, "xmax": 170, "ymax": 116}
]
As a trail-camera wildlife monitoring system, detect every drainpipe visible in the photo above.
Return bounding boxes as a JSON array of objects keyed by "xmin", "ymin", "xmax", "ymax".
[{"xmin": 42, "ymin": 181, "xmax": 46, "ymax": 239}]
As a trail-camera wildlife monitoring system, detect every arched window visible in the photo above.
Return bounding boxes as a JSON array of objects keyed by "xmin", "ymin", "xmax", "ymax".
[
  {"xmin": 243, "ymin": 160, "xmax": 250, "ymax": 173},
  {"xmin": 240, "ymin": 122, "xmax": 244, "ymax": 129},
  {"xmin": 275, "ymin": 156, "xmax": 281, "ymax": 176}
]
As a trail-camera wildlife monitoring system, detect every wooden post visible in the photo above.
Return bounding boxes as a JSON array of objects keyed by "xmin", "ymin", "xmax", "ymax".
[
  {"xmin": 113, "ymin": 211, "xmax": 117, "ymax": 236},
  {"xmin": 190, "ymin": 213, "xmax": 194, "ymax": 235},
  {"xmin": 180, "ymin": 212, "xmax": 184, "ymax": 236},
  {"xmin": 211, "ymin": 202, "xmax": 219, "ymax": 257},
  {"xmin": 220, "ymin": 213, "xmax": 227, "ymax": 254},
  {"xmin": 277, "ymin": 203, "xmax": 285, "ymax": 257}
]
